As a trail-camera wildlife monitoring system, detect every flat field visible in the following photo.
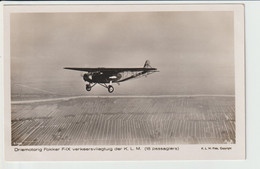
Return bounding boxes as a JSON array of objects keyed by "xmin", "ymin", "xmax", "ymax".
[{"xmin": 11, "ymin": 96, "xmax": 235, "ymax": 145}]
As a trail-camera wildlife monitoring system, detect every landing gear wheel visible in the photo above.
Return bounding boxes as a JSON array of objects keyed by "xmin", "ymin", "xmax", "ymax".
[
  {"xmin": 108, "ymin": 85, "xmax": 114, "ymax": 93},
  {"xmin": 86, "ymin": 84, "xmax": 91, "ymax": 91}
]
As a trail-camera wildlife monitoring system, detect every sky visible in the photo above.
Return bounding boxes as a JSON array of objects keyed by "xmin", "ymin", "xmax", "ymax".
[{"xmin": 10, "ymin": 11, "xmax": 234, "ymax": 96}]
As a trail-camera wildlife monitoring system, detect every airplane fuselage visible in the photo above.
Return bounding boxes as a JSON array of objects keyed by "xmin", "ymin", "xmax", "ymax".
[{"xmin": 83, "ymin": 72, "xmax": 122, "ymax": 83}]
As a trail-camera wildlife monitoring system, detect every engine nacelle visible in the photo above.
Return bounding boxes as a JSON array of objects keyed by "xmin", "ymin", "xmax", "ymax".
[{"xmin": 83, "ymin": 73, "xmax": 92, "ymax": 82}]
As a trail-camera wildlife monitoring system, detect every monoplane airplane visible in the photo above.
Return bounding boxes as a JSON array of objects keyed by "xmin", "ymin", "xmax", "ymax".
[{"xmin": 64, "ymin": 60, "xmax": 158, "ymax": 93}]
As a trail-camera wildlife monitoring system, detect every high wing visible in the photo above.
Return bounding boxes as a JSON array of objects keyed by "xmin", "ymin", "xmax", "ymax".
[{"xmin": 63, "ymin": 67, "xmax": 157, "ymax": 73}]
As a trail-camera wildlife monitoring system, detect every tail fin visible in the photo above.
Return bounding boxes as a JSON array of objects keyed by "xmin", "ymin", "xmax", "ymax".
[{"xmin": 143, "ymin": 60, "xmax": 152, "ymax": 68}]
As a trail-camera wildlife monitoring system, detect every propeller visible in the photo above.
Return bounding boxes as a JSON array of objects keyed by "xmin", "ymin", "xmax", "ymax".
[{"xmin": 80, "ymin": 72, "xmax": 85, "ymax": 77}]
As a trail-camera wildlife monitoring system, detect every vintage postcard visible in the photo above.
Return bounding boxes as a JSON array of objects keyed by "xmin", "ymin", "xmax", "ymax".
[{"xmin": 3, "ymin": 4, "xmax": 245, "ymax": 161}]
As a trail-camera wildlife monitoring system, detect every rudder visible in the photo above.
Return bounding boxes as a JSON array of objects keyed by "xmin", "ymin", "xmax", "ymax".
[{"xmin": 143, "ymin": 60, "xmax": 152, "ymax": 68}]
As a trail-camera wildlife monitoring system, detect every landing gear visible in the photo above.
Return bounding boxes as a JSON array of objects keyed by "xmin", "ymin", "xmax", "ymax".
[
  {"xmin": 85, "ymin": 83, "xmax": 114, "ymax": 93},
  {"xmin": 86, "ymin": 84, "xmax": 91, "ymax": 91},
  {"xmin": 108, "ymin": 85, "xmax": 114, "ymax": 93}
]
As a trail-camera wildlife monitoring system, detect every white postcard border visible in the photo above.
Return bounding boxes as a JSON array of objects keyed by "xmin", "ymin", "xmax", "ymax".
[{"xmin": 3, "ymin": 4, "xmax": 245, "ymax": 161}]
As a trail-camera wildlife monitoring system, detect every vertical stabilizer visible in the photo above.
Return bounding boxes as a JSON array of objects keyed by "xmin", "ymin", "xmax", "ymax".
[{"xmin": 143, "ymin": 60, "xmax": 152, "ymax": 68}]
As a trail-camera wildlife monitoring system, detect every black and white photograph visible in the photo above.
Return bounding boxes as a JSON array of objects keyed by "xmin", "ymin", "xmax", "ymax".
[{"xmin": 3, "ymin": 4, "xmax": 245, "ymax": 161}]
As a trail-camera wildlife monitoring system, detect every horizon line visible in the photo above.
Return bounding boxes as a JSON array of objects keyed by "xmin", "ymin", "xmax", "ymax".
[{"xmin": 11, "ymin": 94, "xmax": 235, "ymax": 104}]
